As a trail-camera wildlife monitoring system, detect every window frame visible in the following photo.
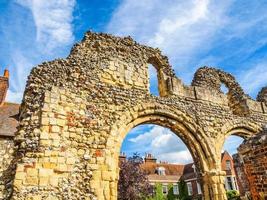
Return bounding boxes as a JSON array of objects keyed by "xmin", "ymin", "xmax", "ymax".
[
  {"xmin": 173, "ymin": 184, "xmax": 179, "ymax": 195},
  {"xmin": 162, "ymin": 185, "xmax": 168, "ymax": 195},
  {"xmin": 226, "ymin": 160, "xmax": 231, "ymax": 170},
  {"xmin": 186, "ymin": 182, "xmax": 193, "ymax": 196}
]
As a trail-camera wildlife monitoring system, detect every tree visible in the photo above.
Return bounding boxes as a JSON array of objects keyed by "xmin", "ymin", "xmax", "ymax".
[
  {"xmin": 154, "ymin": 183, "xmax": 166, "ymax": 200},
  {"xmin": 118, "ymin": 153, "xmax": 152, "ymax": 200},
  {"xmin": 167, "ymin": 184, "xmax": 175, "ymax": 200},
  {"xmin": 178, "ymin": 179, "xmax": 190, "ymax": 200}
]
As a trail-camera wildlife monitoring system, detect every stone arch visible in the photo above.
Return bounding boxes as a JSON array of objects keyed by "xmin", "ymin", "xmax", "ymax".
[
  {"xmin": 192, "ymin": 67, "xmax": 250, "ymax": 116},
  {"xmin": 99, "ymin": 103, "xmax": 218, "ymax": 199},
  {"xmin": 110, "ymin": 103, "xmax": 212, "ymax": 170},
  {"xmin": 216, "ymin": 120, "xmax": 262, "ymax": 163},
  {"xmin": 222, "ymin": 121, "xmax": 261, "ymax": 139}
]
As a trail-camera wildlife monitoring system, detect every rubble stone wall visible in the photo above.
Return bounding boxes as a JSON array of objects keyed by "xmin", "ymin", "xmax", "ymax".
[
  {"xmin": 0, "ymin": 137, "xmax": 14, "ymax": 199},
  {"xmin": 1, "ymin": 32, "xmax": 266, "ymax": 200}
]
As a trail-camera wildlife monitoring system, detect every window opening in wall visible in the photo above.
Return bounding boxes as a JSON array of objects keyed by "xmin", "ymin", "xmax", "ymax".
[
  {"xmin": 148, "ymin": 64, "xmax": 159, "ymax": 96},
  {"xmin": 220, "ymin": 83, "xmax": 229, "ymax": 94}
]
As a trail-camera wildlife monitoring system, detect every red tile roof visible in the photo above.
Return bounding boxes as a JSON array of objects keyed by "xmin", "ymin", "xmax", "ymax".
[{"xmin": 0, "ymin": 102, "xmax": 19, "ymax": 137}]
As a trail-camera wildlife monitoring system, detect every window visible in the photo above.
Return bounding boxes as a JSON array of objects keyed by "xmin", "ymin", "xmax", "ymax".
[
  {"xmin": 187, "ymin": 182, "xmax": 193, "ymax": 196},
  {"xmin": 173, "ymin": 184, "xmax": 179, "ymax": 195},
  {"xmin": 197, "ymin": 182, "xmax": 202, "ymax": 194},
  {"xmin": 227, "ymin": 177, "xmax": 234, "ymax": 190},
  {"xmin": 157, "ymin": 167, "xmax": 166, "ymax": 175},
  {"xmin": 162, "ymin": 185, "xmax": 168, "ymax": 195},
  {"xmin": 226, "ymin": 160, "xmax": 231, "ymax": 170}
]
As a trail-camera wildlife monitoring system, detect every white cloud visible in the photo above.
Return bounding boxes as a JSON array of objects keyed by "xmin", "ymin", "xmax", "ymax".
[
  {"xmin": 238, "ymin": 62, "xmax": 267, "ymax": 96},
  {"xmin": 4, "ymin": 0, "xmax": 76, "ymax": 103},
  {"xmin": 107, "ymin": 0, "xmax": 267, "ymax": 94},
  {"xmin": 126, "ymin": 125, "xmax": 193, "ymax": 164},
  {"xmin": 156, "ymin": 150, "xmax": 193, "ymax": 164},
  {"xmin": 107, "ymin": 0, "xmax": 231, "ymax": 71},
  {"xmin": 16, "ymin": 0, "xmax": 75, "ymax": 53},
  {"xmin": 223, "ymin": 135, "xmax": 244, "ymax": 155}
]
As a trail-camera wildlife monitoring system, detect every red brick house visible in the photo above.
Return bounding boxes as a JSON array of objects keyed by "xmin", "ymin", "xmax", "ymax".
[
  {"xmin": 221, "ymin": 151, "xmax": 239, "ymax": 191},
  {"xmin": 120, "ymin": 151, "xmax": 240, "ymax": 199}
]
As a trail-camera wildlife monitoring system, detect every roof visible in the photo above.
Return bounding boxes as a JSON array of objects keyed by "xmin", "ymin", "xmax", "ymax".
[
  {"xmin": 0, "ymin": 102, "xmax": 20, "ymax": 136},
  {"xmin": 148, "ymin": 174, "xmax": 181, "ymax": 183},
  {"xmin": 181, "ymin": 163, "xmax": 197, "ymax": 180},
  {"xmin": 141, "ymin": 162, "xmax": 184, "ymax": 183}
]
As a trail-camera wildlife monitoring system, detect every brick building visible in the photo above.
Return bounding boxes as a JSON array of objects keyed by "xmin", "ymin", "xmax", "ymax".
[
  {"xmin": 221, "ymin": 151, "xmax": 239, "ymax": 191},
  {"xmin": 232, "ymin": 153, "xmax": 250, "ymax": 198},
  {"xmin": 238, "ymin": 129, "xmax": 267, "ymax": 200},
  {"xmin": 120, "ymin": 151, "xmax": 240, "ymax": 199}
]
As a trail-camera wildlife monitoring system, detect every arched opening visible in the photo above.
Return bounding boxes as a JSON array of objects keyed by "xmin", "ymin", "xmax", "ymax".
[
  {"xmin": 118, "ymin": 123, "xmax": 203, "ymax": 200},
  {"xmin": 222, "ymin": 134, "xmax": 250, "ymax": 199},
  {"xmin": 148, "ymin": 64, "xmax": 159, "ymax": 96},
  {"xmin": 220, "ymin": 83, "xmax": 229, "ymax": 94}
]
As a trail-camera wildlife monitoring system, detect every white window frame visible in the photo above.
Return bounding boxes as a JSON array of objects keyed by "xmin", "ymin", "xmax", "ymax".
[
  {"xmin": 187, "ymin": 182, "xmax": 193, "ymax": 196},
  {"xmin": 157, "ymin": 167, "xmax": 166, "ymax": 176},
  {"xmin": 162, "ymin": 185, "xmax": 168, "ymax": 195},
  {"xmin": 197, "ymin": 182, "xmax": 202, "ymax": 194},
  {"xmin": 173, "ymin": 184, "xmax": 179, "ymax": 195}
]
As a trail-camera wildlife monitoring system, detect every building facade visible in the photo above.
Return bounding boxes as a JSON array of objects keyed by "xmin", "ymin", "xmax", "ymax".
[{"xmin": 126, "ymin": 152, "xmax": 240, "ymax": 199}]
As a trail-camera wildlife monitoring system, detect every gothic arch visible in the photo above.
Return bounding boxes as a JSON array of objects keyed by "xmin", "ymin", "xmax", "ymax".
[
  {"xmin": 216, "ymin": 120, "xmax": 262, "ymax": 162},
  {"xmin": 108, "ymin": 103, "xmax": 213, "ymax": 172}
]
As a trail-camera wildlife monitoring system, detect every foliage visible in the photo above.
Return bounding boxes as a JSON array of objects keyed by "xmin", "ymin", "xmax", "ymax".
[
  {"xmin": 118, "ymin": 153, "xmax": 152, "ymax": 200},
  {"xmin": 178, "ymin": 179, "xmax": 190, "ymax": 200},
  {"xmin": 167, "ymin": 184, "xmax": 179, "ymax": 200},
  {"xmin": 226, "ymin": 190, "xmax": 241, "ymax": 200}
]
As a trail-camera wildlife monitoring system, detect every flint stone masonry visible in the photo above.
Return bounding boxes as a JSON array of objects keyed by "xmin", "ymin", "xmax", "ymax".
[
  {"xmin": 0, "ymin": 137, "xmax": 14, "ymax": 199},
  {"xmin": 2, "ymin": 31, "xmax": 266, "ymax": 200}
]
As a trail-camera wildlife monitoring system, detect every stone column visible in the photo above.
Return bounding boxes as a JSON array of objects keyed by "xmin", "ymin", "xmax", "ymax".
[{"xmin": 202, "ymin": 170, "xmax": 227, "ymax": 200}]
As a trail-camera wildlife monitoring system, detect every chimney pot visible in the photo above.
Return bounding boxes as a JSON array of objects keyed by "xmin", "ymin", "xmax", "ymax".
[{"xmin": 4, "ymin": 69, "xmax": 9, "ymax": 78}]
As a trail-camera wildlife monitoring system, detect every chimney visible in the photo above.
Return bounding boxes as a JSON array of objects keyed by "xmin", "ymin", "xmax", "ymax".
[
  {"xmin": 119, "ymin": 152, "xmax": 126, "ymax": 164},
  {"xmin": 145, "ymin": 153, "xmax": 157, "ymax": 163},
  {"xmin": 0, "ymin": 69, "xmax": 9, "ymax": 106}
]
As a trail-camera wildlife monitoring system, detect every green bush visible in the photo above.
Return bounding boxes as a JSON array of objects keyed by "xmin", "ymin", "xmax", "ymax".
[{"xmin": 226, "ymin": 190, "xmax": 240, "ymax": 200}]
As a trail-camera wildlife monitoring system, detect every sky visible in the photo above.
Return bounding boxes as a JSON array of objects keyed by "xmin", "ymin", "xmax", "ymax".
[{"xmin": 0, "ymin": 0, "xmax": 266, "ymax": 164}]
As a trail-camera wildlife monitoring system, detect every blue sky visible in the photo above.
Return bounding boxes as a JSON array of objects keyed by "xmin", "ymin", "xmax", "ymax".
[{"xmin": 0, "ymin": 0, "xmax": 266, "ymax": 164}]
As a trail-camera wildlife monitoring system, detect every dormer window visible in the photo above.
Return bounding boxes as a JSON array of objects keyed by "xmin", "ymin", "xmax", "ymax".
[{"xmin": 157, "ymin": 167, "xmax": 166, "ymax": 175}]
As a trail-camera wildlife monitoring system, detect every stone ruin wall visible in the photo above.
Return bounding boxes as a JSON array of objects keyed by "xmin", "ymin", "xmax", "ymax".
[
  {"xmin": 0, "ymin": 137, "xmax": 14, "ymax": 199},
  {"xmin": 0, "ymin": 32, "xmax": 266, "ymax": 199}
]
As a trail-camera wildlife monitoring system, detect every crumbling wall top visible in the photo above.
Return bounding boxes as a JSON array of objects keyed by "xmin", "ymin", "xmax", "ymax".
[
  {"xmin": 257, "ymin": 86, "xmax": 267, "ymax": 103},
  {"xmin": 69, "ymin": 31, "xmax": 175, "ymax": 77}
]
